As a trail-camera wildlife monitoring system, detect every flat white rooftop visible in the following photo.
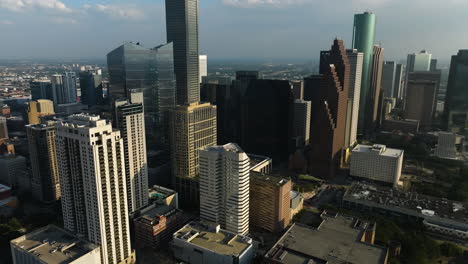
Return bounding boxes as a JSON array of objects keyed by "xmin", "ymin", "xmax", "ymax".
[{"xmin": 352, "ymin": 144, "xmax": 403, "ymax": 158}]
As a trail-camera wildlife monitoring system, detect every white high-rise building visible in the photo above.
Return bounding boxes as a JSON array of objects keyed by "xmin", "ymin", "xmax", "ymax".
[
  {"xmin": 199, "ymin": 55, "xmax": 207, "ymax": 83},
  {"xmin": 51, "ymin": 72, "xmax": 77, "ymax": 106},
  {"xmin": 55, "ymin": 114, "xmax": 135, "ymax": 264},
  {"xmin": 114, "ymin": 91, "xmax": 148, "ymax": 214},
  {"xmin": 293, "ymin": 99, "xmax": 311, "ymax": 146},
  {"xmin": 346, "ymin": 49, "xmax": 364, "ymax": 147},
  {"xmin": 199, "ymin": 143, "xmax": 250, "ymax": 235},
  {"xmin": 406, "ymin": 50, "xmax": 432, "ymax": 73}
]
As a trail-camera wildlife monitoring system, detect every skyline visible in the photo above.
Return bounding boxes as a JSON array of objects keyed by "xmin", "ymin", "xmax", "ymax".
[{"xmin": 0, "ymin": 0, "xmax": 466, "ymax": 62}]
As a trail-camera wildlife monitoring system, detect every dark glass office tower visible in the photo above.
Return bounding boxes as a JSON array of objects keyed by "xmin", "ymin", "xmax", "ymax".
[
  {"xmin": 352, "ymin": 12, "xmax": 376, "ymax": 135},
  {"xmin": 166, "ymin": 0, "xmax": 200, "ymax": 105},
  {"xmin": 443, "ymin": 50, "xmax": 468, "ymax": 133},
  {"xmin": 79, "ymin": 69, "xmax": 103, "ymax": 107},
  {"xmin": 107, "ymin": 42, "xmax": 176, "ymax": 149},
  {"xmin": 30, "ymin": 80, "xmax": 53, "ymax": 101}
]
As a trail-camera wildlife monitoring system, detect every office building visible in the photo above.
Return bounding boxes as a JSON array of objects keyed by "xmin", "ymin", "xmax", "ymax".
[
  {"xmin": 382, "ymin": 119, "xmax": 419, "ymax": 133},
  {"xmin": 30, "ymin": 80, "xmax": 53, "ymax": 101},
  {"xmin": 250, "ymin": 172, "xmax": 291, "ymax": 233},
  {"xmin": 350, "ymin": 144, "xmax": 403, "ymax": 186},
  {"xmin": 199, "ymin": 55, "xmax": 207, "ymax": 83},
  {"xmin": 0, "ymin": 154, "xmax": 29, "ymax": 192},
  {"xmin": 0, "ymin": 116, "xmax": 8, "ymax": 140},
  {"xmin": 51, "ymin": 72, "xmax": 77, "ymax": 106},
  {"xmin": 434, "ymin": 132, "xmax": 458, "ymax": 159},
  {"xmin": 249, "ymin": 154, "xmax": 273, "ymax": 174},
  {"xmin": 352, "ymin": 12, "xmax": 376, "ymax": 135},
  {"xmin": 169, "ymin": 103, "xmax": 217, "ymax": 204},
  {"xmin": 114, "ymin": 91, "xmax": 148, "ymax": 214},
  {"xmin": 293, "ymin": 99, "xmax": 311, "ymax": 147},
  {"xmin": 148, "ymin": 185, "xmax": 179, "ymax": 208},
  {"xmin": 200, "ymin": 82, "xmax": 229, "ymax": 144},
  {"xmin": 381, "ymin": 61, "xmax": 396, "ymax": 98},
  {"xmin": 107, "ymin": 42, "xmax": 176, "ymax": 149},
  {"xmin": 292, "ymin": 80, "xmax": 304, "ymax": 100},
  {"xmin": 305, "ymin": 39, "xmax": 349, "ymax": 179},
  {"xmin": 345, "ymin": 49, "xmax": 363, "ymax": 147},
  {"xmin": 393, "ymin": 64, "xmax": 404, "ymax": 100},
  {"xmin": 10, "ymin": 225, "xmax": 101, "ymax": 264},
  {"xmin": 430, "ymin": 58, "xmax": 438, "ymax": 71},
  {"xmin": 368, "ymin": 45, "xmax": 384, "ymax": 131},
  {"xmin": 443, "ymin": 50, "xmax": 468, "ymax": 133},
  {"xmin": 55, "ymin": 114, "xmax": 135, "ymax": 264},
  {"xmin": 79, "ymin": 69, "xmax": 103, "ymax": 106},
  {"xmin": 199, "ymin": 143, "xmax": 250, "ymax": 235},
  {"xmin": 25, "ymin": 100, "xmax": 55, "ymax": 124},
  {"xmin": 26, "ymin": 121, "xmax": 60, "ymax": 202},
  {"xmin": 343, "ymin": 182, "xmax": 468, "ymax": 242},
  {"xmin": 265, "ymin": 211, "xmax": 388, "ymax": 264},
  {"xmin": 406, "ymin": 50, "xmax": 432, "ymax": 73},
  {"xmin": 407, "ymin": 71, "xmax": 441, "ymax": 116},
  {"xmin": 133, "ymin": 203, "xmax": 186, "ymax": 249},
  {"xmin": 405, "ymin": 80, "xmax": 437, "ymax": 130},
  {"xmin": 166, "ymin": 0, "xmax": 200, "ymax": 105},
  {"xmin": 172, "ymin": 221, "xmax": 254, "ymax": 264}
]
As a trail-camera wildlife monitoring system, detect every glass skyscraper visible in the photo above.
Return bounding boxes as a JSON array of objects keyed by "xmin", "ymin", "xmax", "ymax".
[
  {"xmin": 352, "ymin": 12, "xmax": 376, "ymax": 135},
  {"xmin": 166, "ymin": 0, "xmax": 200, "ymax": 105},
  {"xmin": 107, "ymin": 42, "xmax": 176, "ymax": 149}
]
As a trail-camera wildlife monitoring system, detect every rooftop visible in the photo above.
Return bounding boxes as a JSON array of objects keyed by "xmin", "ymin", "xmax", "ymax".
[
  {"xmin": 352, "ymin": 144, "xmax": 403, "ymax": 158},
  {"xmin": 248, "ymin": 153, "xmax": 272, "ymax": 172},
  {"xmin": 10, "ymin": 225, "xmax": 99, "ymax": 264},
  {"xmin": 148, "ymin": 185, "xmax": 176, "ymax": 201},
  {"xmin": 265, "ymin": 213, "xmax": 387, "ymax": 264},
  {"xmin": 250, "ymin": 171, "xmax": 290, "ymax": 186},
  {"xmin": 344, "ymin": 182, "xmax": 468, "ymax": 227},
  {"xmin": 137, "ymin": 204, "xmax": 180, "ymax": 225},
  {"xmin": 173, "ymin": 221, "xmax": 252, "ymax": 257},
  {"xmin": 204, "ymin": 143, "xmax": 244, "ymax": 153}
]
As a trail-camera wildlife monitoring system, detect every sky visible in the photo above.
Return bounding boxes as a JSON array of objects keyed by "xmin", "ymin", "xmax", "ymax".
[{"xmin": 0, "ymin": 0, "xmax": 467, "ymax": 62}]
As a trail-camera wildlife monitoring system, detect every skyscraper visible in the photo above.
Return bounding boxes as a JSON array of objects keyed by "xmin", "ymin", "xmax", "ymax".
[
  {"xmin": 305, "ymin": 39, "xmax": 349, "ymax": 179},
  {"xmin": 114, "ymin": 91, "xmax": 148, "ymax": 214},
  {"xmin": 407, "ymin": 71, "xmax": 441, "ymax": 117},
  {"xmin": 443, "ymin": 50, "xmax": 468, "ymax": 133},
  {"xmin": 55, "ymin": 114, "xmax": 134, "ymax": 264},
  {"xmin": 199, "ymin": 55, "xmax": 207, "ymax": 83},
  {"xmin": 107, "ymin": 42, "xmax": 176, "ymax": 149},
  {"xmin": 51, "ymin": 72, "xmax": 77, "ymax": 106},
  {"xmin": 199, "ymin": 143, "xmax": 250, "ymax": 235},
  {"xmin": 406, "ymin": 50, "xmax": 432, "ymax": 73},
  {"xmin": 27, "ymin": 121, "xmax": 60, "ymax": 203},
  {"xmin": 293, "ymin": 99, "xmax": 311, "ymax": 147},
  {"xmin": 430, "ymin": 58, "xmax": 438, "ymax": 71},
  {"xmin": 381, "ymin": 61, "xmax": 396, "ymax": 98},
  {"xmin": 369, "ymin": 45, "xmax": 384, "ymax": 130},
  {"xmin": 345, "ymin": 49, "xmax": 363, "ymax": 148},
  {"xmin": 30, "ymin": 80, "xmax": 53, "ymax": 101},
  {"xmin": 393, "ymin": 64, "xmax": 404, "ymax": 100},
  {"xmin": 405, "ymin": 80, "xmax": 437, "ymax": 130},
  {"xmin": 79, "ymin": 69, "xmax": 103, "ymax": 107},
  {"xmin": 25, "ymin": 100, "xmax": 55, "ymax": 125},
  {"xmin": 352, "ymin": 12, "xmax": 376, "ymax": 135},
  {"xmin": 166, "ymin": 0, "xmax": 200, "ymax": 105}
]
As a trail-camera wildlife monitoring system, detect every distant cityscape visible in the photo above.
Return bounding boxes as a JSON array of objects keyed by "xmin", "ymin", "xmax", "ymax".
[{"xmin": 0, "ymin": 1, "xmax": 468, "ymax": 264}]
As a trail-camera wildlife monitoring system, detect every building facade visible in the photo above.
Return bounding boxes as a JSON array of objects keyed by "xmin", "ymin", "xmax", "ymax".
[
  {"xmin": 293, "ymin": 99, "xmax": 311, "ymax": 147},
  {"xmin": 25, "ymin": 100, "xmax": 55, "ymax": 125},
  {"xmin": 393, "ymin": 64, "xmax": 404, "ymax": 100},
  {"xmin": 382, "ymin": 61, "xmax": 396, "ymax": 98},
  {"xmin": 406, "ymin": 50, "xmax": 432, "ymax": 73},
  {"xmin": 0, "ymin": 116, "xmax": 8, "ymax": 140},
  {"xmin": 0, "ymin": 154, "xmax": 29, "ymax": 192},
  {"xmin": 199, "ymin": 143, "xmax": 250, "ymax": 235},
  {"xmin": 345, "ymin": 49, "xmax": 363, "ymax": 148},
  {"xmin": 199, "ymin": 55, "xmax": 207, "ymax": 83},
  {"xmin": 55, "ymin": 114, "xmax": 134, "ymax": 264},
  {"xmin": 434, "ymin": 132, "xmax": 458, "ymax": 159},
  {"xmin": 51, "ymin": 73, "xmax": 77, "ymax": 106},
  {"xmin": 79, "ymin": 69, "xmax": 103, "ymax": 107},
  {"xmin": 369, "ymin": 45, "xmax": 384, "ymax": 131},
  {"xmin": 30, "ymin": 80, "xmax": 53, "ymax": 101},
  {"xmin": 405, "ymin": 80, "xmax": 437, "ymax": 130}
]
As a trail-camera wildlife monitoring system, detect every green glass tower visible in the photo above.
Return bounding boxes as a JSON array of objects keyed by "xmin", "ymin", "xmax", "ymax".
[{"xmin": 352, "ymin": 12, "xmax": 376, "ymax": 135}]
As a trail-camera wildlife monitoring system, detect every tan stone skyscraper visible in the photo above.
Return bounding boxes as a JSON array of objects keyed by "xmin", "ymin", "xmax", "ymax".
[{"xmin": 25, "ymin": 99, "xmax": 54, "ymax": 124}]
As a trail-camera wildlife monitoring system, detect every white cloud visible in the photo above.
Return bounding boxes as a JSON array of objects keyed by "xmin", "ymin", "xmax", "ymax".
[
  {"xmin": 0, "ymin": 0, "xmax": 72, "ymax": 13},
  {"xmin": 94, "ymin": 4, "xmax": 145, "ymax": 20},
  {"xmin": 0, "ymin": 19, "xmax": 13, "ymax": 24}
]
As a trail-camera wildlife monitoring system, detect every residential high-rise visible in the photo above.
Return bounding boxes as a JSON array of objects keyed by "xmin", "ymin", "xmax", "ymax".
[
  {"xmin": 381, "ymin": 61, "xmax": 396, "ymax": 98},
  {"xmin": 406, "ymin": 50, "xmax": 432, "ymax": 73},
  {"xmin": 55, "ymin": 114, "xmax": 135, "ymax": 264},
  {"xmin": 405, "ymin": 80, "xmax": 437, "ymax": 130},
  {"xmin": 26, "ymin": 121, "xmax": 60, "ymax": 203},
  {"xmin": 293, "ymin": 99, "xmax": 311, "ymax": 147},
  {"xmin": 443, "ymin": 50, "xmax": 468, "ymax": 133},
  {"xmin": 199, "ymin": 55, "xmax": 207, "ymax": 83},
  {"xmin": 107, "ymin": 42, "xmax": 176, "ymax": 149},
  {"xmin": 0, "ymin": 116, "xmax": 8, "ymax": 140},
  {"xmin": 25, "ymin": 100, "xmax": 55, "ymax": 124},
  {"xmin": 305, "ymin": 39, "xmax": 349, "ymax": 179},
  {"xmin": 345, "ymin": 49, "xmax": 363, "ymax": 148},
  {"xmin": 369, "ymin": 45, "xmax": 384, "ymax": 130},
  {"xmin": 114, "ymin": 91, "xmax": 148, "ymax": 214},
  {"xmin": 79, "ymin": 69, "xmax": 103, "ymax": 107},
  {"xmin": 30, "ymin": 80, "xmax": 53, "ymax": 101},
  {"xmin": 51, "ymin": 72, "xmax": 77, "ymax": 106},
  {"xmin": 352, "ymin": 12, "xmax": 376, "ymax": 135},
  {"xmin": 169, "ymin": 103, "xmax": 217, "ymax": 204},
  {"xmin": 199, "ymin": 144, "xmax": 250, "ymax": 235},
  {"xmin": 166, "ymin": 0, "xmax": 200, "ymax": 105},
  {"xmin": 393, "ymin": 64, "xmax": 404, "ymax": 100}
]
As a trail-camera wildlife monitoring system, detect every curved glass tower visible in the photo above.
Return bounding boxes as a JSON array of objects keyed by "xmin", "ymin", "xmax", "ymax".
[{"xmin": 352, "ymin": 12, "xmax": 376, "ymax": 135}]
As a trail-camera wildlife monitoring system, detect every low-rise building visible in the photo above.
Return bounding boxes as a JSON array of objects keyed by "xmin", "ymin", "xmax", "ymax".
[
  {"xmin": 172, "ymin": 221, "xmax": 254, "ymax": 264},
  {"xmin": 250, "ymin": 172, "xmax": 291, "ymax": 232},
  {"xmin": 350, "ymin": 144, "xmax": 404, "ymax": 186},
  {"xmin": 148, "ymin": 185, "xmax": 179, "ymax": 209},
  {"xmin": 290, "ymin": 190, "xmax": 304, "ymax": 220},
  {"xmin": 265, "ymin": 211, "xmax": 388, "ymax": 264},
  {"xmin": 382, "ymin": 119, "xmax": 419, "ymax": 134},
  {"xmin": 343, "ymin": 182, "xmax": 468, "ymax": 242},
  {"xmin": 10, "ymin": 225, "xmax": 101, "ymax": 264}
]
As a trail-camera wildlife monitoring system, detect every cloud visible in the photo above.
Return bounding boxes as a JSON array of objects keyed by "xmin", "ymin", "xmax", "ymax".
[
  {"xmin": 0, "ymin": 0, "xmax": 72, "ymax": 13},
  {"xmin": 0, "ymin": 19, "xmax": 13, "ymax": 24},
  {"xmin": 50, "ymin": 16, "xmax": 78, "ymax": 25},
  {"xmin": 222, "ymin": 0, "xmax": 306, "ymax": 8},
  {"xmin": 94, "ymin": 4, "xmax": 145, "ymax": 20}
]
